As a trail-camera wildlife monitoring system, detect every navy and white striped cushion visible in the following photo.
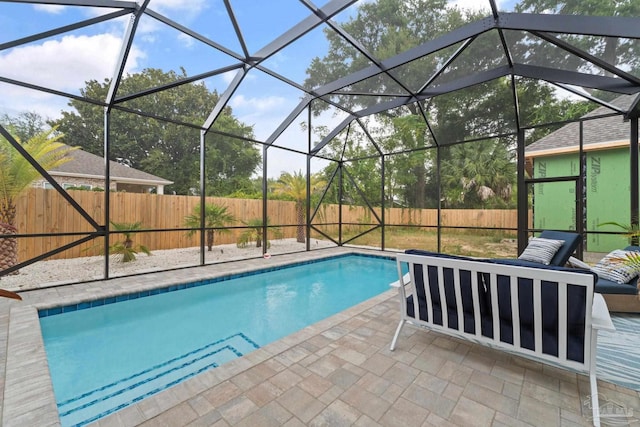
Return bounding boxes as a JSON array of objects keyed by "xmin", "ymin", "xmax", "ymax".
[
  {"xmin": 518, "ymin": 237, "xmax": 564, "ymax": 265},
  {"xmin": 591, "ymin": 250, "xmax": 640, "ymax": 284}
]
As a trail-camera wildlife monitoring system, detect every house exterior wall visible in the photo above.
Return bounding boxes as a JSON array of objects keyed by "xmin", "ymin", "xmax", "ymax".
[
  {"xmin": 586, "ymin": 148, "xmax": 633, "ymax": 252},
  {"xmin": 117, "ymin": 183, "xmax": 156, "ymax": 193},
  {"xmin": 33, "ymin": 176, "xmax": 115, "ymax": 191},
  {"xmin": 32, "ymin": 177, "xmax": 157, "ymax": 193},
  {"xmin": 532, "ymin": 153, "xmax": 578, "ymax": 234},
  {"xmin": 531, "ymin": 148, "xmax": 631, "ymax": 253}
]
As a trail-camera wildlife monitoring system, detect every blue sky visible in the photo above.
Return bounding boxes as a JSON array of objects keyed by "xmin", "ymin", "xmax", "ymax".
[
  {"xmin": 0, "ymin": 0, "xmax": 515, "ymax": 175},
  {"xmin": 0, "ymin": 0, "xmax": 348, "ymax": 174}
]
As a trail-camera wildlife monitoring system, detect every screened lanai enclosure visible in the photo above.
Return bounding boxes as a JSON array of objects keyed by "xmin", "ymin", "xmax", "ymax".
[{"xmin": 1, "ymin": 0, "xmax": 639, "ymax": 287}]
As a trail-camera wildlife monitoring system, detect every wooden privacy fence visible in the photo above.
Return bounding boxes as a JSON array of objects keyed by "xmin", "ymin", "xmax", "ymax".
[{"xmin": 13, "ymin": 188, "xmax": 520, "ymax": 261}]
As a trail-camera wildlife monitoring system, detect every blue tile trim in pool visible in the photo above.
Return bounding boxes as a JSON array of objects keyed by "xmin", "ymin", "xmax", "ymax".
[
  {"xmin": 59, "ymin": 332, "xmax": 260, "ymax": 427},
  {"xmin": 38, "ymin": 253, "xmax": 393, "ymax": 318}
]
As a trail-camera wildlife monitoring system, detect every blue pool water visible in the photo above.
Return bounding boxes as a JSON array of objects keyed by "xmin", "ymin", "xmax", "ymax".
[{"xmin": 39, "ymin": 254, "xmax": 399, "ymax": 426}]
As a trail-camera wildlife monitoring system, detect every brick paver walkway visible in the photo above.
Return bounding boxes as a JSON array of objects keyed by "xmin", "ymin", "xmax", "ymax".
[{"xmin": 2, "ymin": 248, "xmax": 638, "ymax": 426}]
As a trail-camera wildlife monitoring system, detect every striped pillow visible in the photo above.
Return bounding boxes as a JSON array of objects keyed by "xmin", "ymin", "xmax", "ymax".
[
  {"xmin": 591, "ymin": 250, "xmax": 640, "ymax": 284},
  {"xmin": 518, "ymin": 237, "xmax": 564, "ymax": 265}
]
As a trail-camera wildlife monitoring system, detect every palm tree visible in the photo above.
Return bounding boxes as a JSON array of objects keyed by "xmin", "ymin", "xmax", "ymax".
[
  {"xmin": 84, "ymin": 221, "xmax": 152, "ymax": 262},
  {"xmin": 273, "ymin": 171, "xmax": 326, "ymax": 243},
  {"xmin": 108, "ymin": 221, "xmax": 152, "ymax": 262},
  {"xmin": 184, "ymin": 202, "xmax": 236, "ymax": 251},
  {"xmin": 236, "ymin": 217, "xmax": 282, "ymax": 248},
  {"xmin": 441, "ymin": 140, "xmax": 516, "ymax": 208},
  {"xmin": 0, "ymin": 128, "xmax": 75, "ymax": 274},
  {"xmin": 598, "ymin": 221, "xmax": 640, "ymax": 243}
]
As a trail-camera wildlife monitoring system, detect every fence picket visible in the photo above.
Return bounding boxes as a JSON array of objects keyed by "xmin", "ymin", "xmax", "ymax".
[{"xmin": 13, "ymin": 188, "xmax": 521, "ymax": 261}]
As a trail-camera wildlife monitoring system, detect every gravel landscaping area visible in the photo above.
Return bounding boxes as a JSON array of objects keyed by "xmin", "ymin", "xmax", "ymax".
[{"xmin": 0, "ymin": 238, "xmax": 336, "ymax": 292}]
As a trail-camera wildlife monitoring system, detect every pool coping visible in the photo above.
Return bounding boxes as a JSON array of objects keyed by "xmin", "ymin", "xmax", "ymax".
[{"xmin": 1, "ymin": 247, "xmax": 400, "ymax": 426}]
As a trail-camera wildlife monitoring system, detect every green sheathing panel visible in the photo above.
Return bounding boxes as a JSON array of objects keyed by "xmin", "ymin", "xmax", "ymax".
[
  {"xmin": 586, "ymin": 148, "xmax": 630, "ymax": 253},
  {"xmin": 532, "ymin": 155, "xmax": 577, "ymax": 232},
  {"xmin": 532, "ymin": 148, "xmax": 631, "ymax": 253}
]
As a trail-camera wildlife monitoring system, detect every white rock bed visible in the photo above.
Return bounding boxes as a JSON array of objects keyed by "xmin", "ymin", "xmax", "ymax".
[{"xmin": 1, "ymin": 238, "xmax": 336, "ymax": 292}]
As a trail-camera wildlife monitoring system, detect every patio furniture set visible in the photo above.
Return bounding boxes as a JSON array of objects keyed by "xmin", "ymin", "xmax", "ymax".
[{"xmin": 388, "ymin": 231, "xmax": 639, "ymax": 427}]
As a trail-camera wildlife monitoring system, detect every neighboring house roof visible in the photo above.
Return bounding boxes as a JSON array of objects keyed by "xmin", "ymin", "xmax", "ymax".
[
  {"xmin": 50, "ymin": 146, "xmax": 173, "ymax": 186},
  {"xmin": 525, "ymin": 95, "xmax": 638, "ymax": 158}
]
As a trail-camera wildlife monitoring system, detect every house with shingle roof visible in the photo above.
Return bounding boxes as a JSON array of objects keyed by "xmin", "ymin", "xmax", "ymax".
[
  {"xmin": 33, "ymin": 146, "xmax": 173, "ymax": 194},
  {"xmin": 526, "ymin": 95, "xmax": 636, "ymax": 160},
  {"xmin": 525, "ymin": 95, "xmax": 637, "ymax": 254}
]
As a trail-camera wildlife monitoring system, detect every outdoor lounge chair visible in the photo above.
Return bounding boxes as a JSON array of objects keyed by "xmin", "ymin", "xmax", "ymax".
[
  {"xmin": 494, "ymin": 230, "xmax": 640, "ymax": 312},
  {"xmin": 390, "ymin": 250, "xmax": 615, "ymax": 426},
  {"xmin": 538, "ymin": 230, "xmax": 583, "ymax": 266},
  {"xmin": 570, "ymin": 247, "xmax": 640, "ymax": 313},
  {"xmin": 490, "ymin": 230, "xmax": 582, "ymax": 268}
]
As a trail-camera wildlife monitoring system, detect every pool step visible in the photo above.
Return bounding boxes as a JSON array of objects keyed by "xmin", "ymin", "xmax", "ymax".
[{"xmin": 57, "ymin": 333, "xmax": 260, "ymax": 427}]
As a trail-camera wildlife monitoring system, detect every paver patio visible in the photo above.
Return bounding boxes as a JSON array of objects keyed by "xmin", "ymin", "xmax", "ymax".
[{"xmin": 1, "ymin": 248, "xmax": 638, "ymax": 426}]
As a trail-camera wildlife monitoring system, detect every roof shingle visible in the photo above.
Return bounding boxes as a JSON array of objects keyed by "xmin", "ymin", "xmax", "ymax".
[
  {"xmin": 51, "ymin": 146, "xmax": 172, "ymax": 184},
  {"xmin": 526, "ymin": 95, "xmax": 637, "ymax": 154}
]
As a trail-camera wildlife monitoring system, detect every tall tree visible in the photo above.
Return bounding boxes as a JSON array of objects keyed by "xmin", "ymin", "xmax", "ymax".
[
  {"xmin": 515, "ymin": 0, "xmax": 640, "ymax": 100},
  {"xmin": 0, "ymin": 128, "xmax": 75, "ymax": 273},
  {"xmin": 517, "ymin": 0, "xmax": 639, "ymax": 18},
  {"xmin": 305, "ymin": 0, "xmax": 515, "ymax": 208},
  {"xmin": 0, "ymin": 112, "xmax": 47, "ymax": 143},
  {"xmin": 384, "ymin": 115, "xmax": 434, "ymax": 208},
  {"xmin": 51, "ymin": 68, "xmax": 261, "ymax": 196},
  {"xmin": 304, "ymin": 1, "xmax": 580, "ymax": 209},
  {"xmin": 312, "ymin": 122, "xmax": 384, "ymax": 208},
  {"xmin": 441, "ymin": 140, "xmax": 517, "ymax": 208},
  {"xmin": 305, "ymin": 0, "xmax": 463, "ymax": 208},
  {"xmin": 203, "ymin": 117, "xmax": 262, "ymax": 196}
]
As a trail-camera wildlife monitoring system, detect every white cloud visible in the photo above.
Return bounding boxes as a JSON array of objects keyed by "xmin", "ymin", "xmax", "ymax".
[
  {"xmin": 0, "ymin": 33, "xmax": 145, "ymax": 119},
  {"xmin": 177, "ymin": 33, "xmax": 195, "ymax": 48},
  {"xmin": 0, "ymin": 34, "xmax": 144, "ymax": 93},
  {"xmin": 219, "ymin": 69, "xmax": 257, "ymax": 87},
  {"xmin": 264, "ymin": 51, "xmax": 286, "ymax": 70},
  {"xmin": 225, "ymin": 91, "xmax": 349, "ymax": 177},
  {"xmin": 263, "ymin": 106, "xmax": 348, "ymax": 177},
  {"xmin": 0, "ymin": 83, "xmax": 68, "ymax": 120},
  {"xmin": 148, "ymin": 0, "xmax": 209, "ymax": 21},
  {"xmin": 553, "ymin": 84, "xmax": 588, "ymax": 101},
  {"xmin": 33, "ymin": 4, "xmax": 66, "ymax": 14},
  {"xmin": 220, "ymin": 70, "xmax": 237, "ymax": 85},
  {"xmin": 229, "ymin": 94, "xmax": 289, "ymax": 141},
  {"xmin": 229, "ymin": 94, "xmax": 286, "ymax": 112},
  {"xmin": 137, "ymin": 17, "xmax": 162, "ymax": 36}
]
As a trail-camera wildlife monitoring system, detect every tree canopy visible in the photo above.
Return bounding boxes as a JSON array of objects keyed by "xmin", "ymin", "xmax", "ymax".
[
  {"xmin": 515, "ymin": 1, "xmax": 640, "ymax": 101},
  {"xmin": 51, "ymin": 68, "xmax": 261, "ymax": 196},
  {"xmin": 0, "ymin": 112, "xmax": 47, "ymax": 143},
  {"xmin": 303, "ymin": 0, "xmax": 611, "ymax": 209}
]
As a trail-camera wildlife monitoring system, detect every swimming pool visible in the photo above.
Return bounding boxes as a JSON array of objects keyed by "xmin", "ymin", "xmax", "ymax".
[{"xmin": 39, "ymin": 254, "xmax": 399, "ymax": 426}]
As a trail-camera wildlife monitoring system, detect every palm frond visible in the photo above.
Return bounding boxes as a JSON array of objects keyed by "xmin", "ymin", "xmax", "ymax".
[
  {"xmin": 183, "ymin": 203, "xmax": 236, "ymax": 236},
  {"xmin": 620, "ymin": 251, "xmax": 640, "ymax": 270},
  {"xmin": 598, "ymin": 221, "xmax": 640, "ymax": 241},
  {"xmin": 0, "ymin": 127, "xmax": 76, "ymax": 212}
]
